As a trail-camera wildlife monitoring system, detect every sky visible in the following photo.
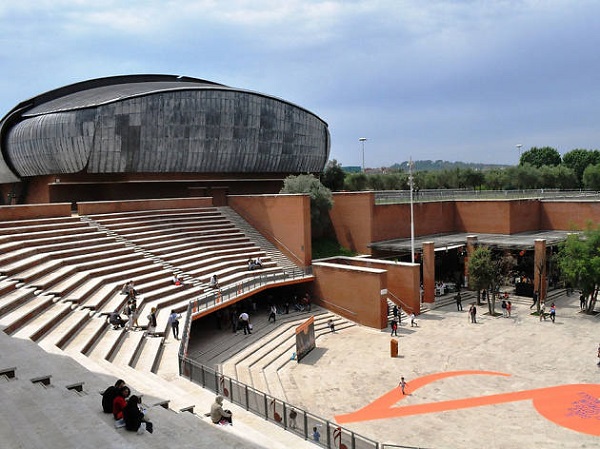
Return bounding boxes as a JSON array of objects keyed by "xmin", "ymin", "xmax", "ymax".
[{"xmin": 1, "ymin": 0, "xmax": 599, "ymax": 168}]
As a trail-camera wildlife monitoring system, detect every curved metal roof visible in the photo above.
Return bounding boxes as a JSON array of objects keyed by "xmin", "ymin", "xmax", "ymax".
[{"xmin": 0, "ymin": 74, "xmax": 330, "ymax": 183}]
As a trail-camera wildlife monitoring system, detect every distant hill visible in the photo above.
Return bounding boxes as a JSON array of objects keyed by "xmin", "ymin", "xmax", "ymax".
[
  {"xmin": 340, "ymin": 161, "xmax": 509, "ymax": 173},
  {"xmin": 390, "ymin": 160, "xmax": 509, "ymax": 172}
]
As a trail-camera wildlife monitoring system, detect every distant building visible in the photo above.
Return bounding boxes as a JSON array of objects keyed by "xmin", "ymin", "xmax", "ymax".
[{"xmin": 0, "ymin": 74, "xmax": 330, "ymax": 204}]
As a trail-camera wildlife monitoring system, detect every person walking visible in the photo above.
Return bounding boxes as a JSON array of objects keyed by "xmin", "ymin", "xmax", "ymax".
[
  {"xmin": 288, "ymin": 409, "xmax": 297, "ymax": 429},
  {"xmin": 410, "ymin": 313, "xmax": 417, "ymax": 327},
  {"xmin": 501, "ymin": 300, "xmax": 507, "ymax": 317},
  {"xmin": 393, "ymin": 305, "xmax": 398, "ymax": 319},
  {"xmin": 530, "ymin": 291, "xmax": 538, "ymax": 309},
  {"xmin": 168, "ymin": 310, "xmax": 181, "ymax": 339},
  {"xmin": 580, "ymin": 292, "xmax": 587, "ymax": 310},
  {"xmin": 549, "ymin": 303, "xmax": 556, "ymax": 323},
  {"xmin": 399, "ymin": 376, "xmax": 408, "ymax": 395},
  {"xmin": 145, "ymin": 307, "xmax": 157, "ymax": 337},
  {"xmin": 239, "ymin": 311, "xmax": 251, "ymax": 335},
  {"xmin": 597, "ymin": 343, "xmax": 600, "ymax": 366},
  {"xmin": 506, "ymin": 301, "xmax": 512, "ymax": 318},
  {"xmin": 268, "ymin": 304, "xmax": 277, "ymax": 323},
  {"xmin": 455, "ymin": 292, "xmax": 463, "ymax": 311},
  {"xmin": 390, "ymin": 319, "xmax": 398, "ymax": 336},
  {"xmin": 539, "ymin": 302, "xmax": 547, "ymax": 321},
  {"xmin": 469, "ymin": 304, "xmax": 477, "ymax": 323},
  {"xmin": 327, "ymin": 319, "xmax": 336, "ymax": 333}
]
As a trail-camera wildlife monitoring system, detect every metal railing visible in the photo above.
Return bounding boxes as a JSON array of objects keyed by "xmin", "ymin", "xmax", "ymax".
[
  {"xmin": 177, "ymin": 285, "xmax": 427, "ymax": 449},
  {"xmin": 374, "ymin": 189, "xmax": 600, "ymax": 205},
  {"xmin": 189, "ymin": 267, "xmax": 313, "ymax": 318}
]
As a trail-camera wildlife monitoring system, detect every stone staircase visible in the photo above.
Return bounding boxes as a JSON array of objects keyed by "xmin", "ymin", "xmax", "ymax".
[{"xmin": 218, "ymin": 207, "xmax": 300, "ymax": 272}]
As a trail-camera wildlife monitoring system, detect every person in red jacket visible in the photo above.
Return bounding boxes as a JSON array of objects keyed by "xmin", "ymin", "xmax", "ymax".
[{"xmin": 113, "ymin": 386, "xmax": 131, "ymax": 422}]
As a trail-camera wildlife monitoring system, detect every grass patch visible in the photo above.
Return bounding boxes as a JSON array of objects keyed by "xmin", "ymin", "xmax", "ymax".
[{"xmin": 312, "ymin": 237, "xmax": 356, "ymax": 260}]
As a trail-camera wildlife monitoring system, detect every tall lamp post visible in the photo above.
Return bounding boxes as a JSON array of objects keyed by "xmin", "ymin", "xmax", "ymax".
[
  {"xmin": 359, "ymin": 137, "xmax": 367, "ymax": 172},
  {"xmin": 516, "ymin": 143, "xmax": 522, "ymax": 163},
  {"xmin": 409, "ymin": 157, "xmax": 415, "ymax": 263}
]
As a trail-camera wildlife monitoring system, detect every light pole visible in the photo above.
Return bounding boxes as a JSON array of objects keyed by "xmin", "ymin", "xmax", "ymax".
[
  {"xmin": 359, "ymin": 137, "xmax": 367, "ymax": 172},
  {"xmin": 516, "ymin": 143, "xmax": 522, "ymax": 163},
  {"xmin": 409, "ymin": 157, "xmax": 415, "ymax": 263}
]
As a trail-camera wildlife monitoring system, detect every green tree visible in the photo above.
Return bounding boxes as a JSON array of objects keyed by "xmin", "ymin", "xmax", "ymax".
[
  {"xmin": 463, "ymin": 168, "xmax": 485, "ymax": 190},
  {"xmin": 562, "ymin": 149, "xmax": 600, "ymax": 187},
  {"xmin": 280, "ymin": 174, "xmax": 333, "ymax": 239},
  {"xmin": 582, "ymin": 163, "xmax": 600, "ymax": 190},
  {"xmin": 519, "ymin": 146, "xmax": 561, "ymax": 168},
  {"xmin": 344, "ymin": 173, "xmax": 368, "ymax": 191},
  {"xmin": 468, "ymin": 247, "xmax": 495, "ymax": 306},
  {"xmin": 504, "ymin": 164, "xmax": 540, "ymax": 189},
  {"xmin": 484, "ymin": 169, "xmax": 508, "ymax": 190},
  {"xmin": 321, "ymin": 159, "xmax": 346, "ymax": 191},
  {"xmin": 557, "ymin": 226, "xmax": 600, "ymax": 313},
  {"xmin": 538, "ymin": 165, "xmax": 578, "ymax": 189}
]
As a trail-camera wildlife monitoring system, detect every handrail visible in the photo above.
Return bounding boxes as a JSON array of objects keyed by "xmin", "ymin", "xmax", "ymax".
[
  {"xmin": 318, "ymin": 298, "xmax": 357, "ymax": 316},
  {"xmin": 386, "ymin": 291, "xmax": 411, "ymax": 312},
  {"xmin": 189, "ymin": 267, "xmax": 313, "ymax": 318},
  {"xmin": 225, "ymin": 207, "xmax": 307, "ymax": 267},
  {"xmin": 374, "ymin": 188, "xmax": 600, "ymax": 205}
]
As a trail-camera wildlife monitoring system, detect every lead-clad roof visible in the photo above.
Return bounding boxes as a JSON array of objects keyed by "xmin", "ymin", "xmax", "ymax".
[{"xmin": 0, "ymin": 74, "xmax": 330, "ymax": 182}]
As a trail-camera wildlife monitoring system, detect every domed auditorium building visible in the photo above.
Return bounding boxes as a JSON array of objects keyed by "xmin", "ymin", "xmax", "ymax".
[{"xmin": 0, "ymin": 74, "xmax": 330, "ymax": 204}]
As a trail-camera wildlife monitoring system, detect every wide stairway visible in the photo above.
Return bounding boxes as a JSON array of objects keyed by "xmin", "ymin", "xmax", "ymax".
[{"xmin": 0, "ymin": 206, "xmax": 311, "ymax": 383}]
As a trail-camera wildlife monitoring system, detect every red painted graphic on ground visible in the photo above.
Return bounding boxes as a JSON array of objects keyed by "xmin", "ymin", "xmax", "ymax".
[{"xmin": 335, "ymin": 370, "xmax": 600, "ymax": 436}]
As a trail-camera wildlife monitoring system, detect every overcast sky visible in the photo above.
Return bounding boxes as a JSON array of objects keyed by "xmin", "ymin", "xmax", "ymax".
[{"xmin": 1, "ymin": 0, "xmax": 599, "ymax": 168}]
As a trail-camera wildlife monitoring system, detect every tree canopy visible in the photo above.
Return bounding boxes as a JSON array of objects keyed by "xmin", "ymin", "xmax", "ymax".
[
  {"xmin": 280, "ymin": 174, "xmax": 333, "ymax": 239},
  {"xmin": 321, "ymin": 159, "xmax": 346, "ymax": 191},
  {"xmin": 519, "ymin": 146, "xmax": 562, "ymax": 168},
  {"xmin": 557, "ymin": 225, "xmax": 600, "ymax": 313}
]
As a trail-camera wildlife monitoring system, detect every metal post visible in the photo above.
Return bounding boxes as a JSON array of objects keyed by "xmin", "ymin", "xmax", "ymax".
[
  {"xmin": 409, "ymin": 157, "xmax": 415, "ymax": 263},
  {"xmin": 359, "ymin": 137, "xmax": 367, "ymax": 172}
]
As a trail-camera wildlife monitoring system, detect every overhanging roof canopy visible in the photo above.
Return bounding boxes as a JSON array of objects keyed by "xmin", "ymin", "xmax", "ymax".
[{"xmin": 370, "ymin": 230, "xmax": 578, "ymax": 253}]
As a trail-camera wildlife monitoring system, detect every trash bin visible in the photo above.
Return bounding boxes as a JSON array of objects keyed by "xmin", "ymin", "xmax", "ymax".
[{"xmin": 390, "ymin": 338, "xmax": 398, "ymax": 357}]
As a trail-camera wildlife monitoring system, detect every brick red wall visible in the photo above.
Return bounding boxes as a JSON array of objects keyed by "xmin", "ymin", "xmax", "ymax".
[
  {"xmin": 228, "ymin": 194, "xmax": 311, "ymax": 267},
  {"xmin": 541, "ymin": 201, "xmax": 600, "ymax": 230},
  {"xmin": 0, "ymin": 203, "xmax": 72, "ymax": 220},
  {"xmin": 312, "ymin": 261, "xmax": 386, "ymax": 328},
  {"xmin": 329, "ymin": 192, "xmax": 374, "ymax": 254},
  {"xmin": 77, "ymin": 197, "xmax": 213, "ymax": 215}
]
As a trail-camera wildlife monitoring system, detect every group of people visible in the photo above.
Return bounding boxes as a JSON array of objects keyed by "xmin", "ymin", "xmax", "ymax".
[
  {"xmin": 247, "ymin": 257, "xmax": 263, "ymax": 270},
  {"xmin": 500, "ymin": 299, "xmax": 513, "ymax": 317},
  {"xmin": 108, "ymin": 296, "xmax": 140, "ymax": 331},
  {"xmin": 101, "ymin": 379, "xmax": 154, "ymax": 434},
  {"xmin": 538, "ymin": 301, "xmax": 557, "ymax": 322}
]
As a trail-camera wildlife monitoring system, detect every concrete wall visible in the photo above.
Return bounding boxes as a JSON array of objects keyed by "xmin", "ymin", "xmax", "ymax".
[
  {"xmin": 77, "ymin": 197, "xmax": 213, "ymax": 215},
  {"xmin": 228, "ymin": 194, "xmax": 312, "ymax": 267},
  {"xmin": 312, "ymin": 260, "xmax": 387, "ymax": 329},
  {"xmin": 0, "ymin": 203, "xmax": 72, "ymax": 220}
]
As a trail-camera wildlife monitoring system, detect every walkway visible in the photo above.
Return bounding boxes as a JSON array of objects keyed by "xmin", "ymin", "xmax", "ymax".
[{"xmin": 185, "ymin": 290, "xmax": 600, "ymax": 449}]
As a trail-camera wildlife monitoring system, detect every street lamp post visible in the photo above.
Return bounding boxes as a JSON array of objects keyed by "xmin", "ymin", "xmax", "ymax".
[
  {"xmin": 359, "ymin": 137, "xmax": 367, "ymax": 172},
  {"xmin": 409, "ymin": 157, "xmax": 415, "ymax": 263}
]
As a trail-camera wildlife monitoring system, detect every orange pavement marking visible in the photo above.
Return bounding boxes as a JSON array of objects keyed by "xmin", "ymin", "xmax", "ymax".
[{"xmin": 335, "ymin": 370, "xmax": 600, "ymax": 436}]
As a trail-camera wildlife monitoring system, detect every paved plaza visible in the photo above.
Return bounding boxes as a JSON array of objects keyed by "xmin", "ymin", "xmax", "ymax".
[{"xmin": 274, "ymin": 292, "xmax": 600, "ymax": 449}]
